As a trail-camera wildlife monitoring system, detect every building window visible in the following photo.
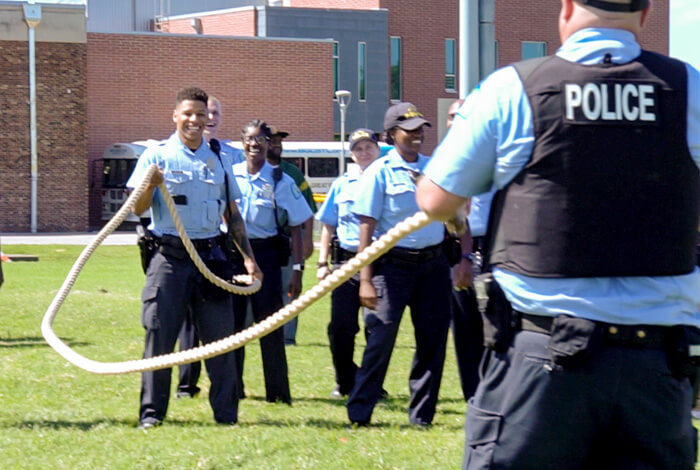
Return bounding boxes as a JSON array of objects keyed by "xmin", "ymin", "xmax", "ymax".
[
  {"xmin": 445, "ymin": 38, "xmax": 456, "ymax": 91},
  {"xmin": 358, "ymin": 42, "xmax": 366, "ymax": 101},
  {"xmin": 333, "ymin": 41, "xmax": 339, "ymax": 97},
  {"xmin": 521, "ymin": 41, "xmax": 546, "ymax": 60},
  {"xmin": 390, "ymin": 36, "xmax": 401, "ymax": 101}
]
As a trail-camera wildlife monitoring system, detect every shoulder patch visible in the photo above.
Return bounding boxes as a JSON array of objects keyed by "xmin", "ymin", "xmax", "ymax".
[{"xmin": 291, "ymin": 183, "xmax": 302, "ymax": 200}]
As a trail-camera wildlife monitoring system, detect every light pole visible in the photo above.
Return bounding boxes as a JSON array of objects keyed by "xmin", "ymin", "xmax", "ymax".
[
  {"xmin": 24, "ymin": 1, "xmax": 42, "ymax": 233},
  {"xmin": 335, "ymin": 90, "xmax": 351, "ymax": 174}
]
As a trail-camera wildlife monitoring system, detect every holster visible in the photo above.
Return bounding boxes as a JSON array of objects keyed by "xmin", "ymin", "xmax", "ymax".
[
  {"xmin": 136, "ymin": 226, "xmax": 157, "ymax": 274},
  {"xmin": 547, "ymin": 316, "xmax": 601, "ymax": 368},
  {"xmin": 330, "ymin": 235, "xmax": 340, "ymax": 265},
  {"xmin": 667, "ymin": 326, "xmax": 700, "ymax": 389},
  {"xmin": 480, "ymin": 273, "xmax": 518, "ymax": 352},
  {"xmin": 442, "ymin": 233, "xmax": 462, "ymax": 267},
  {"xmin": 217, "ymin": 233, "xmax": 244, "ymax": 265}
]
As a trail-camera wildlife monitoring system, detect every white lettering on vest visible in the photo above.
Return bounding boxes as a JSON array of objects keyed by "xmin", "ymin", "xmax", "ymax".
[{"xmin": 564, "ymin": 82, "xmax": 657, "ymax": 123}]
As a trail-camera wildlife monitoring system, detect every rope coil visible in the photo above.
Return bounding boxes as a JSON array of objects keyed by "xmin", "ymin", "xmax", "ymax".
[{"xmin": 41, "ymin": 163, "xmax": 432, "ymax": 374}]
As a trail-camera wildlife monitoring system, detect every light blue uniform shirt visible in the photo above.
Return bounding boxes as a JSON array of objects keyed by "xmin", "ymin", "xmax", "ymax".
[
  {"xmin": 126, "ymin": 132, "xmax": 241, "ymax": 239},
  {"xmin": 316, "ymin": 165, "xmax": 367, "ymax": 252},
  {"xmin": 220, "ymin": 139, "xmax": 245, "ymax": 165},
  {"xmin": 468, "ymin": 187, "xmax": 497, "ymax": 238},
  {"xmin": 232, "ymin": 161, "xmax": 313, "ymax": 240},
  {"xmin": 354, "ymin": 148, "xmax": 444, "ymax": 249},
  {"xmin": 426, "ymin": 28, "xmax": 700, "ymax": 327}
]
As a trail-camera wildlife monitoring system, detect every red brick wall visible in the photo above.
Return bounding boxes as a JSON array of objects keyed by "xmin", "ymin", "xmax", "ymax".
[
  {"xmin": 0, "ymin": 41, "xmax": 87, "ymax": 232},
  {"xmin": 288, "ymin": 0, "xmax": 380, "ymax": 9},
  {"xmin": 495, "ymin": 0, "xmax": 669, "ymax": 67},
  {"xmin": 167, "ymin": 9, "xmax": 257, "ymax": 37},
  {"xmin": 86, "ymin": 32, "xmax": 333, "ymax": 227},
  {"xmin": 380, "ymin": 0, "xmax": 459, "ymax": 152}
]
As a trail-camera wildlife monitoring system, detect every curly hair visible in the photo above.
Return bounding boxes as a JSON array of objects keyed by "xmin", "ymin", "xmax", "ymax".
[{"xmin": 175, "ymin": 87, "xmax": 208, "ymax": 106}]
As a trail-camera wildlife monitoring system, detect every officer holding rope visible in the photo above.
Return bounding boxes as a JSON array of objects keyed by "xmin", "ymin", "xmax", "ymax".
[
  {"xmin": 127, "ymin": 87, "xmax": 262, "ymax": 429},
  {"xmin": 417, "ymin": 1, "xmax": 700, "ymax": 467}
]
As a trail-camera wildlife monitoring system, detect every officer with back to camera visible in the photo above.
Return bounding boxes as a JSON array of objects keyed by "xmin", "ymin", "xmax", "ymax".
[
  {"xmin": 127, "ymin": 87, "xmax": 262, "ymax": 429},
  {"xmin": 417, "ymin": 0, "xmax": 700, "ymax": 467}
]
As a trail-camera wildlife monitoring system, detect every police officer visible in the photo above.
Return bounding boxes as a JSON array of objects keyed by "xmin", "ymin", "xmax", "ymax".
[
  {"xmin": 127, "ymin": 87, "xmax": 261, "ymax": 428},
  {"xmin": 231, "ymin": 119, "xmax": 312, "ymax": 404},
  {"xmin": 176, "ymin": 94, "xmax": 245, "ymax": 399},
  {"xmin": 316, "ymin": 128, "xmax": 380, "ymax": 398},
  {"xmin": 417, "ymin": 1, "xmax": 700, "ymax": 467},
  {"xmin": 347, "ymin": 103, "xmax": 452, "ymax": 426},
  {"xmin": 266, "ymin": 126, "xmax": 316, "ymax": 346}
]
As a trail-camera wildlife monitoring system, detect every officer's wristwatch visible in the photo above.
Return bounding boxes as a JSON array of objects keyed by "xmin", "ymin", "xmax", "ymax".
[
  {"xmin": 461, "ymin": 253, "xmax": 476, "ymax": 263},
  {"xmin": 293, "ymin": 263, "xmax": 305, "ymax": 272}
]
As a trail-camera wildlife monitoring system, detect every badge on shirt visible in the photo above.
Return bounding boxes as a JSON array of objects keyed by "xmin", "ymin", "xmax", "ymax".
[
  {"xmin": 261, "ymin": 183, "xmax": 274, "ymax": 200},
  {"xmin": 206, "ymin": 158, "xmax": 217, "ymax": 170}
]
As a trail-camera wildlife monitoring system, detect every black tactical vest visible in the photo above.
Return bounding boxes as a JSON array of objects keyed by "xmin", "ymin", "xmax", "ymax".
[{"xmin": 488, "ymin": 51, "xmax": 698, "ymax": 277}]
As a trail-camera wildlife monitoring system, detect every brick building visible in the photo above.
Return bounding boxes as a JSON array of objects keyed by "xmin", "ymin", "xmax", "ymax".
[{"xmin": 0, "ymin": 0, "xmax": 670, "ymax": 232}]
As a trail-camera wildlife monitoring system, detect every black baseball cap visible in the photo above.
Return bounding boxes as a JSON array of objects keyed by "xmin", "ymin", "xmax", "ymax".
[
  {"xmin": 268, "ymin": 126, "xmax": 289, "ymax": 138},
  {"xmin": 348, "ymin": 128, "xmax": 378, "ymax": 150},
  {"xmin": 383, "ymin": 102, "xmax": 431, "ymax": 132},
  {"xmin": 576, "ymin": 0, "xmax": 648, "ymax": 12}
]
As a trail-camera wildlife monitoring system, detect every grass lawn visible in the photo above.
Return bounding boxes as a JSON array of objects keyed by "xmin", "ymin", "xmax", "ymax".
[{"xmin": 0, "ymin": 244, "xmax": 467, "ymax": 469}]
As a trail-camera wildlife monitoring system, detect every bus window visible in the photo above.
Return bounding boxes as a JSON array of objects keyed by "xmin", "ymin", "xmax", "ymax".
[
  {"xmin": 307, "ymin": 157, "xmax": 339, "ymax": 178},
  {"xmin": 282, "ymin": 157, "xmax": 305, "ymax": 175},
  {"xmin": 103, "ymin": 158, "xmax": 136, "ymax": 188}
]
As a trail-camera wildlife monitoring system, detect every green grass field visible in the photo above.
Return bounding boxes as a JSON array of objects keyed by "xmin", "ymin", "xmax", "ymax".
[{"xmin": 0, "ymin": 244, "xmax": 467, "ymax": 469}]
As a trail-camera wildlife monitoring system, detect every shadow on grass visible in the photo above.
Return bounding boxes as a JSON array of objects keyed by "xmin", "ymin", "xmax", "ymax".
[
  {"xmin": 4, "ymin": 416, "xmax": 464, "ymax": 432},
  {"xmin": 292, "ymin": 341, "xmax": 415, "ymax": 350},
  {"xmin": 5, "ymin": 418, "xmax": 134, "ymax": 430},
  {"xmin": 0, "ymin": 336, "xmax": 90, "ymax": 349}
]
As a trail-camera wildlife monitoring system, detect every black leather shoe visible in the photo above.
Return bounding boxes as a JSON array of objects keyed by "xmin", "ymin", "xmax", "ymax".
[{"xmin": 138, "ymin": 419, "xmax": 162, "ymax": 430}]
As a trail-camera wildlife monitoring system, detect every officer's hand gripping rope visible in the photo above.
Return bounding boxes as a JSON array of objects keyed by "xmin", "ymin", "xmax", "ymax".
[{"xmin": 41, "ymin": 163, "xmax": 432, "ymax": 374}]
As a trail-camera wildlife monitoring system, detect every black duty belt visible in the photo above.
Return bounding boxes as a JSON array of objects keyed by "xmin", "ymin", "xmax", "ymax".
[
  {"xmin": 336, "ymin": 246, "xmax": 356, "ymax": 263},
  {"xmin": 382, "ymin": 243, "xmax": 443, "ymax": 265},
  {"xmin": 158, "ymin": 234, "xmax": 218, "ymax": 252},
  {"xmin": 249, "ymin": 237, "xmax": 276, "ymax": 249},
  {"xmin": 519, "ymin": 312, "xmax": 674, "ymax": 349}
]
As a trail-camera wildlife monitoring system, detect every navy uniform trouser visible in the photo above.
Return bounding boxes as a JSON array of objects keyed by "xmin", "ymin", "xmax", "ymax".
[
  {"xmin": 329, "ymin": 272, "xmax": 362, "ymax": 395},
  {"xmin": 347, "ymin": 253, "xmax": 451, "ymax": 425},
  {"xmin": 463, "ymin": 329, "xmax": 697, "ymax": 469},
  {"xmin": 177, "ymin": 309, "xmax": 201, "ymax": 396},
  {"xmin": 232, "ymin": 239, "xmax": 291, "ymax": 403},
  {"xmin": 451, "ymin": 286, "xmax": 484, "ymax": 401},
  {"xmin": 139, "ymin": 248, "xmax": 239, "ymax": 425}
]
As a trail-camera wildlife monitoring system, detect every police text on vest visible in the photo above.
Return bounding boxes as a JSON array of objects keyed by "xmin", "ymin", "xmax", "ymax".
[{"xmin": 564, "ymin": 81, "xmax": 658, "ymax": 124}]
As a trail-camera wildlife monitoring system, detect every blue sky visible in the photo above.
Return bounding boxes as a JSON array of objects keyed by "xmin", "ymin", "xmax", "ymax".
[{"xmin": 669, "ymin": 0, "xmax": 700, "ymax": 69}]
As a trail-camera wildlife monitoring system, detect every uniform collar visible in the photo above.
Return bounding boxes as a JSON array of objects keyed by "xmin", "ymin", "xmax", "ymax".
[
  {"xmin": 167, "ymin": 132, "xmax": 207, "ymax": 156},
  {"xmin": 557, "ymin": 28, "xmax": 641, "ymax": 65},
  {"xmin": 386, "ymin": 147, "xmax": 426, "ymax": 169},
  {"xmin": 247, "ymin": 160, "xmax": 275, "ymax": 183}
]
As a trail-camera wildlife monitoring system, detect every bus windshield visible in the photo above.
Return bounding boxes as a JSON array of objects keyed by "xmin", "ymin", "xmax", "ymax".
[{"xmin": 103, "ymin": 158, "xmax": 136, "ymax": 188}]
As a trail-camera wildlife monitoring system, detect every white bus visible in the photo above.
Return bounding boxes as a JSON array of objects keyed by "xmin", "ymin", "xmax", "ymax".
[{"xmin": 98, "ymin": 140, "xmax": 392, "ymax": 220}]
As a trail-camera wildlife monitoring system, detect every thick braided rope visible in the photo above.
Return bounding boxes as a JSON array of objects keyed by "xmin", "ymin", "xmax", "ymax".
[{"xmin": 41, "ymin": 163, "xmax": 433, "ymax": 374}]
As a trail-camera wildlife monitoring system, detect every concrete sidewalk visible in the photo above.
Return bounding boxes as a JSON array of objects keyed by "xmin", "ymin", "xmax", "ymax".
[{"xmin": 1, "ymin": 232, "xmax": 137, "ymax": 246}]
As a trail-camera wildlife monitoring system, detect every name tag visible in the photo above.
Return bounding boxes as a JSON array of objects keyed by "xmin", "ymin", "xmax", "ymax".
[{"xmin": 562, "ymin": 81, "xmax": 659, "ymax": 125}]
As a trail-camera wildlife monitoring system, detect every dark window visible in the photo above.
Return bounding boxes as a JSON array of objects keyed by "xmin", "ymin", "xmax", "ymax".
[
  {"xmin": 358, "ymin": 42, "xmax": 366, "ymax": 101},
  {"xmin": 445, "ymin": 38, "xmax": 456, "ymax": 91},
  {"xmin": 333, "ymin": 41, "xmax": 339, "ymax": 96},
  {"xmin": 390, "ymin": 36, "xmax": 401, "ymax": 100},
  {"xmin": 103, "ymin": 158, "xmax": 136, "ymax": 188},
  {"xmin": 307, "ymin": 157, "xmax": 340, "ymax": 178},
  {"xmin": 282, "ymin": 157, "xmax": 305, "ymax": 175},
  {"xmin": 522, "ymin": 41, "xmax": 546, "ymax": 60}
]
